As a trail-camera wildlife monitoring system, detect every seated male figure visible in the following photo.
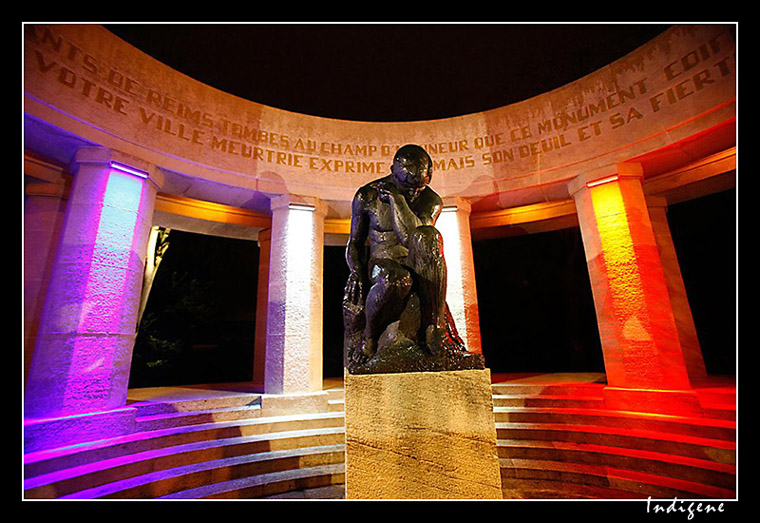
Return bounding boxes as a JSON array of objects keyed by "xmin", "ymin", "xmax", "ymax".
[{"xmin": 344, "ymin": 144, "xmax": 463, "ymax": 367}]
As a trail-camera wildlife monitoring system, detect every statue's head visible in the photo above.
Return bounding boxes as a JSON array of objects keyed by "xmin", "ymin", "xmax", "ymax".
[{"xmin": 391, "ymin": 145, "xmax": 432, "ymax": 196}]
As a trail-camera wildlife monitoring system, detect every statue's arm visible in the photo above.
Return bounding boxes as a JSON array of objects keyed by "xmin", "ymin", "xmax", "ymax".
[
  {"xmin": 382, "ymin": 186, "xmax": 442, "ymax": 246},
  {"xmin": 344, "ymin": 189, "xmax": 370, "ymax": 305}
]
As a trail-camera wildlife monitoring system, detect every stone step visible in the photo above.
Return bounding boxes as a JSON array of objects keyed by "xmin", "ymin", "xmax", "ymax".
[
  {"xmin": 493, "ymin": 407, "xmax": 736, "ymax": 442},
  {"xmin": 327, "ymin": 400, "xmax": 345, "ymax": 412},
  {"xmin": 25, "ymin": 426, "xmax": 345, "ymax": 498},
  {"xmin": 324, "ymin": 387, "xmax": 345, "ymax": 400},
  {"xmin": 161, "ymin": 463, "xmax": 345, "ymax": 499},
  {"xmin": 127, "ymin": 390, "xmax": 263, "ymax": 417},
  {"xmin": 496, "ymin": 422, "xmax": 735, "ymax": 464},
  {"xmin": 699, "ymin": 402, "xmax": 736, "ymax": 421},
  {"xmin": 261, "ymin": 482, "xmax": 346, "ymax": 499},
  {"xmin": 500, "ymin": 457, "xmax": 626, "ymax": 496},
  {"xmin": 500, "ymin": 477, "xmax": 642, "ymax": 499},
  {"xmin": 491, "ymin": 377, "xmax": 736, "ymax": 421},
  {"xmin": 605, "ymin": 466, "xmax": 736, "ymax": 499},
  {"xmin": 134, "ymin": 404, "xmax": 264, "ymax": 431},
  {"xmin": 326, "ymin": 388, "xmax": 345, "ymax": 412},
  {"xmin": 693, "ymin": 384, "xmax": 736, "ymax": 406},
  {"xmin": 491, "ymin": 382, "xmax": 606, "ymax": 398},
  {"xmin": 500, "ymin": 458, "xmax": 735, "ymax": 499},
  {"xmin": 56, "ymin": 444, "xmax": 346, "ymax": 499},
  {"xmin": 498, "ymin": 439, "xmax": 735, "ymax": 490},
  {"xmin": 130, "ymin": 391, "xmax": 339, "ymax": 429},
  {"xmin": 495, "ymin": 397, "xmax": 735, "ymax": 422},
  {"xmin": 24, "ymin": 411, "xmax": 345, "ymax": 480},
  {"xmin": 492, "ymin": 394, "xmax": 606, "ymax": 409}
]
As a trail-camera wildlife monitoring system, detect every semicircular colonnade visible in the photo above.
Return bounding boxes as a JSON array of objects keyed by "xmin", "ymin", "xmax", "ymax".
[{"xmin": 23, "ymin": 23, "xmax": 736, "ymax": 446}]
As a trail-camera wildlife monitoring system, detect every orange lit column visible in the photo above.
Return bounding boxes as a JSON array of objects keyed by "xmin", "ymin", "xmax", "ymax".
[
  {"xmin": 647, "ymin": 196, "xmax": 707, "ymax": 382},
  {"xmin": 570, "ymin": 164, "xmax": 701, "ymax": 414},
  {"xmin": 25, "ymin": 147, "xmax": 163, "ymax": 420},
  {"xmin": 436, "ymin": 197, "xmax": 482, "ymax": 353},
  {"xmin": 264, "ymin": 195, "xmax": 326, "ymax": 394}
]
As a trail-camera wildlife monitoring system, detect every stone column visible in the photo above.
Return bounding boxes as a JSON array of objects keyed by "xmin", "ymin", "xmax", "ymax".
[
  {"xmin": 570, "ymin": 164, "xmax": 701, "ymax": 414},
  {"xmin": 253, "ymin": 228, "xmax": 271, "ymax": 389},
  {"xmin": 437, "ymin": 197, "xmax": 482, "ymax": 353},
  {"xmin": 24, "ymin": 147, "xmax": 162, "ymax": 419},
  {"xmin": 24, "ymin": 179, "xmax": 69, "ymax": 381},
  {"xmin": 264, "ymin": 195, "xmax": 327, "ymax": 394},
  {"xmin": 647, "ymin": 196, "xmax": 707, "ymax": 382}
]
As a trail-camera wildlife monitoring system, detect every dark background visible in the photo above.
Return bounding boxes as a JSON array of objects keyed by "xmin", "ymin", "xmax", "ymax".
[
  {"xmin": 115, "ymin": 24, "xmax": 736, "ymax": 387},
  {"xmin": 105, "ymin": 23, "xmax": 672, "ymax": 122}
]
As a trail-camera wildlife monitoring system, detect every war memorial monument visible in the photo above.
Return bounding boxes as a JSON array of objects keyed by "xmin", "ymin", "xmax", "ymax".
[{"xmin": 23, "ymin": 24, "xmax": 736, "ymax": 501}]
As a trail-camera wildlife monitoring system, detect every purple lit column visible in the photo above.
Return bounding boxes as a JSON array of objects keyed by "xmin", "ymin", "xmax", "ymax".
[{"xmin": 24, "ymin": 147, "xmax": 162, "ymax": 419}]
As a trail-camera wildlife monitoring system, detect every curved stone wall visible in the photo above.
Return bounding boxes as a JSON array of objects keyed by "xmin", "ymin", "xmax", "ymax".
[
  {"xmin": 24, "ymin": 24, "xmax": 735, "ymax": 217},
  {"xmin": 23, "ymin": 26, "xmax": 738, "ymax": 500}
]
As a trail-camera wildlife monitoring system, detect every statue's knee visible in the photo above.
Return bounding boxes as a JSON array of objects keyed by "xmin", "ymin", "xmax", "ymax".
[
  {"xmin": 410, "ymin": 225, "xmax": 443, "ymax": 257},
  {"xmin": 384, "ymin": 269, "xmax": 413, "ymax": 298},
  {"xmin": 414, "ymin": 225, "xmax": 440, "ymax": 239}
]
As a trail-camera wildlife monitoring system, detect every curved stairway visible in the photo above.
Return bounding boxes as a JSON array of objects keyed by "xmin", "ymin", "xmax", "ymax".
[
  {"xmin": 492, "ymin": 373, "xmax": 736, "ymax": 499},
  {"xmin": 23, "ymin": 374, "xmax": 736, "ymax": 500},
  {"xmin": 23, "ymin": 385, "xmax": 347, "ymax": 500}
]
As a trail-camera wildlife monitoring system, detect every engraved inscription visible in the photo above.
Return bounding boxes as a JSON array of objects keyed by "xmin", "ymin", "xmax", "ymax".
[{"xmin": 25, "ymin": 26, "xmax": 735, "ymax": 176}]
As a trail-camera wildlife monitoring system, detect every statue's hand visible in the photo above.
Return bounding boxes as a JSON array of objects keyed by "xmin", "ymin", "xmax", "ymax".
[
  {"xmin": 377, "ymin": 181, "xmax": 401, "ymax": 203},
  {"xmin": 344, "ymin": 271, "xmax": 363, "ymax": 305},
  {"xmin": 350, "ymin": 337, "xmax": 376, "ymax": 366}
]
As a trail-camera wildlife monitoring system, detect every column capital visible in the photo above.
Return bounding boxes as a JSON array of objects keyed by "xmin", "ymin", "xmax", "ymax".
[
  {"xmin": 72, "ymin": 147, "xmax": 164, "ymax": 191},
  {"xmin": 257, "ymin": 227, "xmax": 271, "ymax": 244},
  {"xmin": 270, "ymin": 194, "xmax": 328, "ymax": 216},
  {"xmin": 568, "ymin": 162, "xmax": 644, "ymax": 196},
  {"xmin": 441, "ymin": 196, "xmax": 472, "ymax": 214},
  {"xmin": 24, "ymin": 179, "xmax": 70, "ymax": 199},
  {"xmin": 645, "ymin": 194, "xmax": 669, "ymax": 209}
]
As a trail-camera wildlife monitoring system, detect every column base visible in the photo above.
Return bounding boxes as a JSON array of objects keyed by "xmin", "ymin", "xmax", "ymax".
[
  {"xmin": 603, "ymin": 386, "xmax": 704, "ymax": 417},
  {"xmin": 258, "ymin": 390, "xmax": 331, "ymax": 416},
  {"xmin": 345, "ymin": 368, "xmax": 503, "ymax": 499}
]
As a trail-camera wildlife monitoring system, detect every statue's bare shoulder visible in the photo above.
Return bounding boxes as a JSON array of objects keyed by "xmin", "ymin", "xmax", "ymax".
[
  {"xmin": 414, "ymin": 186, "xmax": 443, "ymax": 223},
  {"xmin": 352, "ymin": 176, "xmax": 389, "ymax": 211}
]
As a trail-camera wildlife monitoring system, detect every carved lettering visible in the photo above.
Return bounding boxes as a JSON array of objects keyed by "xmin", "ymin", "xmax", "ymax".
[
  {"xmin": 434, "ymin": 155, "xmax": 475, "ymax": 171},
  {"xmin": 650, "ymin": 36, "xmax": 735, "ymax": 114},
  {"xmin": 25, "ymin": 26, "xmax": 735, "ymax": 175},
  {"xmin": 664, "ymin": 35, "xmax": 724, "ymax": 80},
  {"xmin": 577, "ymin": 121, "xmax": 603, "ymax": 141},
  {"xmin": 33, "ymin": 49, "xmax": 56, "ymax": 73}
]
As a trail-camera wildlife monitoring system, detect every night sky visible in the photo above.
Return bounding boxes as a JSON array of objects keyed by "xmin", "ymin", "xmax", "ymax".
[
  {"xmin": 105, "ymin": 23, "xmax": 671, "ymax": 122},
  {"xmin": 113, "ymin": 24, "xmax": 735, "ymax": 386}
]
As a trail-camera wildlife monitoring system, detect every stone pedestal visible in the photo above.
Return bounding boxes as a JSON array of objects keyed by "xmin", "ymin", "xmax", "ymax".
[{"xmin": 344, "ymin": 368, "xmax": 502, "ymax": 499}]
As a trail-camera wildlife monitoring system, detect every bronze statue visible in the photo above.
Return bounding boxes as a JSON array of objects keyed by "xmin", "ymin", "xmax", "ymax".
[{"xmin": 343, "ymin": 144, "xmax": 485, "ymax": 374}]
